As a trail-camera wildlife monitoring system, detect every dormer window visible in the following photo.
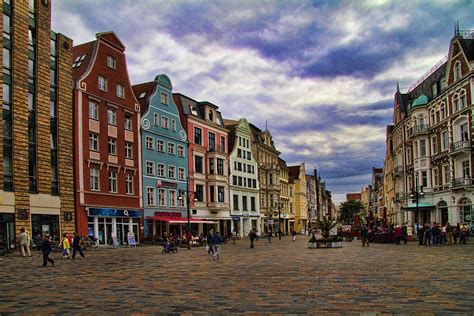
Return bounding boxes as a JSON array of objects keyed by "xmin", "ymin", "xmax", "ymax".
[
  {"xmin": 431, "ymin": 83, "xmax": 438, "ymax": 97},
  {"xmin": 138, "ymin": 92, "xmax": 146, "ymax": 99},
  {"xmin": 160, "ymin": 92, "xmax": 168, "ymax": 105},
  {"xmin": 208, "ymin": 110, "xmax": 213, "ymax": 122},
  {"xmin": 190, "ymin": 106, "xmax": 198, "ymax": 115},
  {"xmin": 454, "ymin": 61, "xmax": 461, "ymax": 80},
  {"xmin": 73, "ymin": 54, "xmax": 86, "ymax": 68}
]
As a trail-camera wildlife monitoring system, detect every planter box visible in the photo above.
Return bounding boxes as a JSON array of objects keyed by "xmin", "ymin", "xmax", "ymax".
[
  {"xmin": 308, "ymin": 241, "xmax": 343, "ymax": 248},
  {"xmin": 308, "ymin": 242, "xmax": 318, "ymax": 249}
]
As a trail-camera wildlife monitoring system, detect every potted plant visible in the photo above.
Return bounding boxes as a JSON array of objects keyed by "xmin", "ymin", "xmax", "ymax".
[
  {"xmin": 308, "ymin": 234, "xmax": 318, "ymax": 249},
  {"xmin": 314, "ymin": 216, "xmax": 342, "ymax": 248}
]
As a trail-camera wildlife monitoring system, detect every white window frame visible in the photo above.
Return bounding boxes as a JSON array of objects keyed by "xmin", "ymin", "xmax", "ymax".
[
  {"xmin": 178, "ymin": 168, "xmax": 185, "ymax": 180},
  {"xmin": 454, "ymin": 61, "xmax": 461, "ymax": 80},
  {"xmin": 116, "ymin": 84, "xmax": 125, "ymax": 99},
  {"xmin": 124, "ymin": 114, "xmax": 132, "ymax": 130},
  {"xmin": 177, "ymin": 145, "xmax": 185, "ymax": 157},
  {"xmin": 109, "ymin": 170, "xmax": 118, "ymax": 193},
  {"xmin": 154, "ymin": 113, "xmax": 159, "ymax": 125},
  {"xmin": 89, "ymin": 133, "xmax": 98, "ymax": 151},
  {"xmin": 147, "ymin": 187, "xmax": 155, "ymax": 206},
  {"xmin": 441, "ymin": 130, "xmax": 449, "ymax": 151},
  {"xmin": 90, "ymin": 167, "xmax": 99, "ymax": 191},
  {"xmin": 98, "ymin": 75, "xmax": 108, "ymax": 91},
  {"xmin": 158, "ymin": 189, "xmax": 166, "ymax": 206},
  {"xmin": 462, "ymin": 160, "xmax": 470, "ymax": 178},
  {"xmin": 171, "ymin": 119, "xmax": 176, "ymax": 131},
  {"xmin": 107, "ymin": 106, "xmax": 116, "ymax": 125},
  {"xmin": 160, "ymin": 92, "xmax": 168, "ymax": 105},
  {"xmin": 157, "ymin": 163, "xmax": 165, "ymax": 177},
  {"xmin": 89, "ymin": 100, "xmax": 98, "ymax": 120},
  {"xmin": 146, "ymin": 161, "xmax": 155, "ymax": 176},
  {"xmin": 169, "ymin": 189, "xmax": 176, "ymax": 207},
  {"xmin": 125, "ymin": 173, "xmax": 133, "ymax": 195},
  {"xmin": 108, "ymin": 138, "xmax": 117, "ymax": 155},
  {"xmin": 157, "ymin": 139, "xmax": 165, "ymax": 152},
  {"xmin": 168, "ymin": 142, "xmax": 175, "ymax": 155},
  {"xmin": 107, "ymin": 55, "xmax": 116, "ymax": 69},
  {"xmin": 145, "ymin": 136, "xmax": 154, "ymax": 150},
  {"xmin": 161, "ymin": 116, "xmax": 169, "ymax": 129},
  {"xmin": 168, "ymin": 165, "xmax": 176, "ymax": 179}
]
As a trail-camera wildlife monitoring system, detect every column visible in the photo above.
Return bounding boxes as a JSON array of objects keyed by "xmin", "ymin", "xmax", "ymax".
[
  {"xmin": 112, "ymin": 217, "xmax": 117, "ymax": 238},
  {"xmin": 93, "ymin": 217, "xmax": 99, "ymax": 239},
  {"xmin": 129, "ymin": 218, "xmax": 133, "ymax": 236}
]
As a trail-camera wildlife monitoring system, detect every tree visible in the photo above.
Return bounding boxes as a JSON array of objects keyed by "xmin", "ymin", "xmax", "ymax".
[
  {"xmin": 338, "ymin": 201, "xmax": 365, "ymax": 225},
  {"xmin": 315, "ymin": 216, "xmax": 338, "ymax": 238}
]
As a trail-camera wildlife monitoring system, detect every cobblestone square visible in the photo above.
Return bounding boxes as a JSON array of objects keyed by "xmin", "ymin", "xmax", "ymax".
[{"xmin": 1, "ymin": 237, "xmax": 473, "ymax": 314}]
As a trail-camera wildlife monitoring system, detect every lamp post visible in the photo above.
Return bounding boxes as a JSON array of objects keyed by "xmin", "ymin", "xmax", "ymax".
[
  {"xmin": 410, "ymin": 186, "xmax": 424, "ymax": 225},
  {"xmin": 178, "ymin": 177, "xmax": 197, "ymax": 234},
  {"xmin": 274, "ymin": 201, "xmax": 284, "ymax": 240}
]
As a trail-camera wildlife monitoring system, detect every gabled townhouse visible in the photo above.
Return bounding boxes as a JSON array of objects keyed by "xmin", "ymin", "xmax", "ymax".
[
  {"xmin": 133, "ymin": 74, "xmax": 190, "ymax": 238},
  {"xmin": 174, "ymin": 93, "xmax": 230, "ymax": 236},
  {"xmin": 72, "ymin": 32, "xmax": 142, "ymax": 245},
  {"xmin": 288, "ymin": 163, "xmax": 308, "ymax": 233},
  {"xmin": 224, "ymin": 118, "xmax": 260, "ymax": 237}
]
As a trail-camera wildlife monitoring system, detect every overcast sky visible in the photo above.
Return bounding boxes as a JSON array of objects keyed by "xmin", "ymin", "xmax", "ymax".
[{"xmin": 52, "ymin": 0, "xmax": 474, "ymax": 205}]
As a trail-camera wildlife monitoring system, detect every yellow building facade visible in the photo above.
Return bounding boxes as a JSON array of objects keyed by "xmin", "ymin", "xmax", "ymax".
[{"xmin": 289, "ymin": 163, "xmax": 308, "ymax": 233}]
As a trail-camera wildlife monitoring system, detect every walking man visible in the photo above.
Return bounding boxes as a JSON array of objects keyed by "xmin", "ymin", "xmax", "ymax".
[
  {"xmin": 249, "ymin": 230, "xmax": 257, "ymax": 248},
  {"xmin": 207, "ymin": 229, "xmax": 215, "ymax": 255},
  {"xmin": 41, "ymin": 235, "xmax": 54, "ymax": 267},
  {"xmin": 212, "ymin": 232, "xmax": 222, "ymax": 260},
  {"xmin": 72, "ymin": 232, "xmax": 85, "ymax": 259},
  {"xmin": 361, "ymin": 225, "xmax": 369, "ymax": 247},
  {"xmin": 19, "ymin": 227, "xmax": 31, "ymax": 257}
]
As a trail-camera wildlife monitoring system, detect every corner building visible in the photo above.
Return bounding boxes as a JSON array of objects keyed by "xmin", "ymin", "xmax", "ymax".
[
  {"xmin": 72, "ymin": 32, "xmax": 142, "ymax": 245},
  {"xmin": 389, "ymin": 27, "xmax": 473, "ymax": 227},
  {"xmin": 174, "ymin": 94, "xmax": 230, "ymax": 236},
  {"xmin": 133, "ymin": 74, "xmax": 190, "ymax": 238},
  {"xmin": 0, "ymin": 0, "xmax": 74, "ymax": 247}
]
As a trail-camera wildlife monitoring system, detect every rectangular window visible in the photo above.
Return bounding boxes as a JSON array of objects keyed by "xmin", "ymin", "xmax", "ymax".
[
  {"xmin": 161, "ymin": 116, "xmax": 169, "ymax": 129},
  {"xmin": 177, "ymin": 145, "xmax": 185, "ymax": 157},
  {"xmin": 443, "ymin": 164, "xmax": 450, "ymax": 184},
  {"xmin": 156, "ymin": 139, "xmax": 164, "ymax": 152},
  {"xmin": 242, "ymin": 196, "xmax": 248, "ymax": 211},
  {"xmin": 178, "ymin": 168, "xmax": 185, "ymax": 180},
  {"xmin": 146, "ymin": 161, "xmax": 155, "ymax": 176},
  {"xmin": 157, "ymin": 164, "xmax": 165, "ymax": 177},
  {"xmin": 194, "ymin": 127, "xmax": 202, "ymax": 145},
  {"xmin": 107, "ymin": 107, "xmax": 116, "ymax": 125},
  {"xmin": 209, "ymin": 186, "xmax": 215, "ymax": 203},
  {"xmin": 125, "ymin": 174, "xmax": 133, "ymax": 194},
  {"xmin": 168, "ymin": 143, "xmax": 175, "ymax": 155},
  {"xmin": 147, "ymin": 187, "xmax": 155, "ymax": 206},
  {"xmin": 233, "ymin": 176, "xmax": 237, "ymax": 185},
  {"xmin": 461, "ymin": 123, "xmax": 469, "ymax": 141},
  {"xmin": 195, "ymin": 156, "xmax": 203, "ymax": 173},
  {"xmin": 237, "ymin": 149, "xmax": 241, "ymax": 158},
  {"xmin": 247, "ymin": 151, "xmax": 251, "ymax": 160},
  {"xmin": 108, "ymin": 138, "xmax": 117, "ymax": 155},
  {"xmin": 146, "ymin": 136, "xmax": 154, "ymax": 150},
  {"xmin": 220, "ymin": 136, "xmax": 226, "ymax": 152},
  {"xmin": 233, "ymin": 195, "xmax": 239, "ymax": 210},
  {"xmin": 251, "ymin": 196, "xmax": 256, "ymax": 211},
  {"xmin": 433, "ymin": 168, "xmax": 439, "ymax": 187},
  {"xmin": 98, "ymin": 76, "xmax": 108, "ymax": 91},
  {"xmin": 107, "ymin": 55, "xmax": 116, "ymax": 69},
  {"xmin": 124, "ymin": 113, "xmax": 132, "ymax": 130},
  {"xmin": 442, "ymin": 130, "xmax": 449, "ymax": 151},
  {"xmin": 169, "ymin": 190, "xmax": 176, "ymax": 207},
  {"xmin": 209, "ymin": 158, "xmax": 215, "ymax": 174},
  {"xmin": 195, "ymin": 184, "xmax": 204, "ymax": 202},
  {"xmin": 90, "ymin": 167, "xmax": 99, "ymax": 191},
  {"xmin": 158, "ymin": 189, "xmax": 166, "ymax": 206},
  {"xmin": 218, "ymin": 186, "xmax": 225, "ymax": 202},
  {"xmin": 160, "ymin": 92, "xmax": 168, "ymax": 104},
  {"xmin": 420, "ymin": 139, "xmax": 426, "ymax": 157},
  {"xmin": 208, "ymin": 132, "xmax": 215, "ymax": 151},
  {"xmin": 125, "ymin": 142, "xmax": 132, "ymax": 159},
  {"xmin": 109, "ymin": 170, "xmax": 117, "ymax": 193},
  {"xmin": 431, "ymin": 136, "xmax": 438, "ymax": 155},
  {"xmin": 171, "ymin": 119, "xmax": 176, "ymax": 131},
  {"xmin": 154, "ymin": 113, "xmax": 159, "ymax": 125},
  {"xmin": 462, "ymin": 160, "xmax": 470, "ymax": 178},
  {"xmin": 89, "ymin": 134, "xmax": 98, "ymax": 151},
  {"xmin": 168, "ymin": 165, "xmax": 176, "ymax": 178},
  {"xmin": 116, "ymin": 84, "xmax": 125, "ymax": 98},
  {"xmin": 422, "ymin": 171, "xmax": 428, "ymax": 187},
  {"xmin": 217, "ymin": 158, "xmax": 224, "ymax": 175},
  {"xmin": 89, "ymin": 101, "xmax": 98, "ymax": 120}
]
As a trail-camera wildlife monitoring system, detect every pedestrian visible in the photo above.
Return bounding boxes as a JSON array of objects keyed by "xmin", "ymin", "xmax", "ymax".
[
  {"xmin": 18, "ymin": 227, "xmax": 31, "ymax": 257},
  {"xmin": 446, "ymin": 223, "xmax": 454, "ymax": 245},
  {"xmin": 361, "ymin": 225, "xmax": 369, "ymax": 247},
  {"xmin": 72, "ymin": 232, "xmax": 85, "ymax": 259},
  {"xmin": 60, "ymin": 233, "xmax": 71, "ymax": 259},
  {"xmin": 231, "ymin": 228, "xmax": 237, "ymax": 244},
  {"xmin": 460, "ymin": 224, "xmax": 468, "ymax": 244},
  {"xmin": 41, "ymin": 235, "xmax": 54, "ymax": 267},
  {"xmin": 401, "ymin": 224, "xmax": 408, "ymax": 244},
  {"xmin": 186, "ymin": 231, "xmax": 193, "ymax": 250},
  {"xmin": 207, "ymin": 229, "xmax": 215, "ymax": 255},
  {"xmin": 394, "ymin": 225, "xmax": 402, "ymax": 245},
  {"xmin": 248, "ymin": 230, "xmax": 257, "ymax": 248},
  {"xmin": 212, "ymin": 232, "xmax": 222, "ymax": 260},
  {"xmin": 417, "ymin": 224, "xmax": 425, "ymax": 246},
  {"xmin": 424, "ymin": 224, "xmax": 431, "ymax": 246},
  {"xmin": 267, "ymin": 229, "xmax": 272, "ymax": 243},
  {"xmin": 291, "ymin": 230, "xmax": 297, "ymax": 241}
]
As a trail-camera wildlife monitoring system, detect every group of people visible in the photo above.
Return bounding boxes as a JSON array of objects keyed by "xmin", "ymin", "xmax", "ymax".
[
  {"xmin": 18, "ymin": 228, "xmax": 86, "ymax": 267},
  {"xmin": 206, "ymin": 229, "xmax": 222, "ymax": 260},
  {"xmin": 416, "ymin": 222, "xmax": 470, "ymax": 246}
]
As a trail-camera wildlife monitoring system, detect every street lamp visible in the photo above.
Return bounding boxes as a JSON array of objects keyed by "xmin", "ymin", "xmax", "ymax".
[
  {"xmin": 410, "ymin": 186, "xmax": 424, "ymax": 224},
  {"xmin": 178, "ymin": 177, "xmax": 198, "ymax": 234},
  {"xmin": 274, "ymin": 201, "xmax": 284, "ymax": 240}
]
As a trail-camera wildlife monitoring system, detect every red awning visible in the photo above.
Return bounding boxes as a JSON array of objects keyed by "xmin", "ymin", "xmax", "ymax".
[{"xmin": 146, "ymin": 216, "xmax": 217, "ymax": 224}]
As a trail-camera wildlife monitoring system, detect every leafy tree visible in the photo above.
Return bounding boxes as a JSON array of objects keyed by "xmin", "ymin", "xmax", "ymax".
[
  {"xmin": 315, "ymin": 216, "xmax": 339, "ymax": 238},
  {"xmin": 338, "ymin": 201, "xmax": 365, "ymax": 225}
]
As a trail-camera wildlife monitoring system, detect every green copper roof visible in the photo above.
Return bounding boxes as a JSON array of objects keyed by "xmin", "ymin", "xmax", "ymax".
[{"xmin": 412, "ymin": 94, "xmax": 428, "ymax": 108}]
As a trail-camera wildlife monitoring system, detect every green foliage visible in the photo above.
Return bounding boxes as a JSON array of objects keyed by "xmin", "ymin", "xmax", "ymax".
[
  {"xmin": 315, "ymin": 216, "xmax": 339, "ymax": 238},
  {"xmin": 338, "ymin": 201, "xmax": 365, "ymax": 224}
]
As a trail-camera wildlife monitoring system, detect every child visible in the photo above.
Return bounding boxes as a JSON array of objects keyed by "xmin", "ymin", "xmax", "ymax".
[{"xmin": 60, "ymin": 233, "xmax": 71, "ymax": 259}]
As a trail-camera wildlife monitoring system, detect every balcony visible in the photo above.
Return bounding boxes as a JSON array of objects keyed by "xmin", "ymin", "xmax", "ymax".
[
  {"xmin": 452, "ymin": 177, "xmax": 473, "ymax": 189},
  {"xmin": 393, "ymin": 165, "xmax": 404, "ymax": 177},
  {"xmin": 449, "ymin": 140, "xmax": 472, "ymax": 156},
  {"xmin": 407, "ymin": 124, "xmax": 429, "ymax": 137},
  {"xmin": 207, "ymin": 144, "xmax": 226, "ymax": 153}
]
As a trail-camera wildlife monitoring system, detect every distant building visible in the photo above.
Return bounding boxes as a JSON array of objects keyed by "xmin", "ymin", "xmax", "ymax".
[
  {"xmin": 288, "ymin": 163, "xmax": 308, "ymax": 233},
  {"xmin": 278, "ymin": 158, "xmax": 291, "ymax": 233},
  {"xmin": 346, "ymin": 193, "xmax": 362, "ymax": 202}
]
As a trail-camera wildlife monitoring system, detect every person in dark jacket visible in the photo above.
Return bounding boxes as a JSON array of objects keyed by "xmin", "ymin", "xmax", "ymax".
[
  {"xmin": 417, "ymin": 225, "xmax": 425, "ymax": 245},
  {"xmin": 206, "ymin": 229, "xmax": 215, "ymax": 255},
  {"xmin": 249, "ymin": 230, "xmax": 257, "ymax": 248},
  {"xmin": 72, "ymin": 232, "xmax": 85, "ymax": 259},
  {"xmin": 212, "ymin": 232, "xmax": 222, "ymax": 260},
  {"xmin": 361, "ymin": 225, "xmax": 369, "ymax": 247},
  {"xmin": 41, "ymin": 235, "xmax": 55, "ymax": 267}
]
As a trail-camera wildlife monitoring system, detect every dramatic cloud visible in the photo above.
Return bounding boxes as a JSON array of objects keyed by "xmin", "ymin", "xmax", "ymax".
[{"xmin": 51, "ymin": 0, "xmax": 474, "ymax": 205}]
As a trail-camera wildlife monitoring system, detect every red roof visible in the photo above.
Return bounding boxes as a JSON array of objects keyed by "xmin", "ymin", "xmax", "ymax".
[
  {"xmin": 288, "ymin": 165, "xmax": 300, "ymax": 179},
  {"xmin": 71, "ymin": 40, "xmax": 95, "ymax": 82},
  {"xmin": 132, "ymin": 81, "xmax": 156, "ymax": 115}
]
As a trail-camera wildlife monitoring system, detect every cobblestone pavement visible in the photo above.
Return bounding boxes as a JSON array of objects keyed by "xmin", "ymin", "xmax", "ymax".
[{"xmin": 0, "ymin": 236, "xmax": 473, "ymax": 315}]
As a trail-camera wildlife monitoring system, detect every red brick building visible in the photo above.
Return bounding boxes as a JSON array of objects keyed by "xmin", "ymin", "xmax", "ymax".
[{"xmin": 72, "ymin": 32, "xmax": 142, "ymax": 245}]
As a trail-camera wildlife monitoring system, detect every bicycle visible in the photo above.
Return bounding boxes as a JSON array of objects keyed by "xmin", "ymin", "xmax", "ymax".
[{"xmin": 81, "ymin": 237, "xmax": 99, "ymax": 251}]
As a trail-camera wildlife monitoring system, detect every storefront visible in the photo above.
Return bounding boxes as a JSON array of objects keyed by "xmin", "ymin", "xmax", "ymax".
[
  {"xmin": 0, "ymin": 213, "xmax": 15, "ymax": 249},
  {"xmin": 32, "ymin": 214, "xmax": 60, "ymax": 245},
  {"xmin": 146, "ymin": 212, "xmax": 217, "ymax": 237},
  {"xmin": 87, "ymin": 208, "xmax": 142, "ymax": 245}
]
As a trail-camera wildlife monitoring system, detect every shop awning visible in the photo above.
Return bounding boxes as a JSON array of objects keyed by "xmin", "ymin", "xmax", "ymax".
[
  {"xmin": 146, "ymin": 216, "xmax": 217, "ymax": 224},
  {"xmin": 403, "ymin": 202, "xmax": 435, "ymax": 210}
]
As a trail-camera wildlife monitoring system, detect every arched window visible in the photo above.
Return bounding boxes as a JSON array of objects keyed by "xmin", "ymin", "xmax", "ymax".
[
  {"xmin": 454, "ymin": 61, "xmax": 462, "ymax": 80},
  {"xmin": 437, "ymin": 201, "xmax": 448, "ymax": 225},
  {"xmin": 430, "ymin": 109, "xmax": 436, "ymax": 125},
  {"xmin": 459, "ymin": 90, "xmax": 466, "ymax": 109},
  {"xmin": 453, "ymin": 93, "xmax": 460, "ymax": 112},
  {"xmin": 440, "ymin": 103, "xmax": 446, "ymax": 120}
]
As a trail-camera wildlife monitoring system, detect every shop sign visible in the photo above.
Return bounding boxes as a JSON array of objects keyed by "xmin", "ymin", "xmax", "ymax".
[
  {"xmin": 231, "ymin": 216, "xmax": 240, "ymax": 221},
  {"xmin": 127, "ymin": 232, "xmax": 137, "ymax": 247},
  {"xmin": 89, "ymin": 208, "xmax": 141, "ymax": 218},
  {"xmin": 156, "ymin": 180, "xmax": 177, "ymax": 189}
]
